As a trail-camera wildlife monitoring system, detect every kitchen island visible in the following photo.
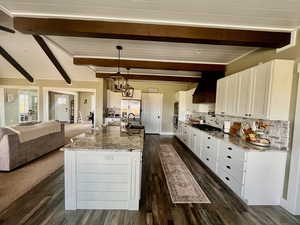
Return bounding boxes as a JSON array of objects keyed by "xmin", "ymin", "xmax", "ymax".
[{"xmin": 61, "ymin": 126, "xmax": 144, "ymax": 210}]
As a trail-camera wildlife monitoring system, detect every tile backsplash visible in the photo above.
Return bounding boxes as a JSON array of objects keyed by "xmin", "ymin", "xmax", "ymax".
[{"xmin": 192, "ymin": 113, "xmax": 290, "ymax": 150}]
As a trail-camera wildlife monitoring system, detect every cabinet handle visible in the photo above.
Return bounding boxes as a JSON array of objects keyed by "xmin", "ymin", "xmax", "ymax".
[
  {"xmin": 208, "ymin": 137, "xmax": 211, "ymax": 139},
  {"xmin": 227, "ymin": 155, "xmax": 232, "ymax": 159},
  {"xmin": 248, "ymin": 114, "xmax": 252, "ymax": 117},
  {"xmin": 194, "ymin": 134, "xmax": 196, "ymax": 137},
  {"xmin": 226, "ymin": 165, "xmax": 231, "ymax": 169},
  {"xmin": 225, "ymin": 177, "xmax": 230, "ymax": 181},
  {"xmin": 228, "ymin": 147, "xmax": 232, "ymax": 150},
  {"xmin": 245, "ymin": 114, "xmax": 248, "ymax": 116}
]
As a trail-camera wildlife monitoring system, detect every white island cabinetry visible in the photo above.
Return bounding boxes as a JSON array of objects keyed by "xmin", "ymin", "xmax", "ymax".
[{"xmin": 62, "ymin": 127, "xmax": 144, "ymax": 210}]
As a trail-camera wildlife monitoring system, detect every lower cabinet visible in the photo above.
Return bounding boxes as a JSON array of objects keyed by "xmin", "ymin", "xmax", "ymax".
[{"xmin": 176, "ymin": 122, "xmax": 287, "ymax": 205}]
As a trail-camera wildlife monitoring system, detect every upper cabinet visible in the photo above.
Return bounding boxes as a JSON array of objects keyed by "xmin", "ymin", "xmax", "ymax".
[
  {"xmin": 186, "ymin": 88, "xmax": 195, "ymax": 113},
  {"xmin": 237, "ymin": 68, "xmax": 253, "ymax": 117},
  {"xmin": 250, "ymin": 62, "xmax": 272, "ymax": 119},
  {"xmin": 178, "ymin": 91, "xmax": 187, "ymax": 121},
  {"xmin": 215, "ymin": 78, "xmax": 227, "ymax": 115},
  {"xmin": 107, "ymin": 90, "xmax": 122, "ymax": 108},
  {"xmin": 226, "ymin": 75, "xmax": 239, "ymax": 116},
  {"xmin": 178, "ymin": 88, "xmax": 215, "ymax": 120},
  {"xmin": 216, "ymin": 59, "xmax": 294, "ymax": 121}
]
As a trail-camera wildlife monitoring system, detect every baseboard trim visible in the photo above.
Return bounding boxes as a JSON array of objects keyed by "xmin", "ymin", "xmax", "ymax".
[
  {"xmin": 160, "ymin": 132, "xmax": 175, "ymax": 136},
  {"xmin": 280, "ymin": 198, "xmax": 297, "ymax": 215}
]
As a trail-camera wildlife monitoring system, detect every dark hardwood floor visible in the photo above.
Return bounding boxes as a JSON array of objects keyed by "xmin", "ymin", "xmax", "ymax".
[{"xmin": 0, "ymin": 135, "xmax": 300, "ymax": 225}]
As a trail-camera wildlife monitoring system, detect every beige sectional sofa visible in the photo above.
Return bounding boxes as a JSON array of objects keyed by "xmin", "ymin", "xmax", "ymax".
[{"xmin": 0, "ymin": 122, "xmax": 65, "ymax": 171}]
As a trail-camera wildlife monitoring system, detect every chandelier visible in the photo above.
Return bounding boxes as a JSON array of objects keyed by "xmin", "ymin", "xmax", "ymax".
[
  {"xmin": 111, "ymin": 46, "xmax": 134, "ymax": 97},
  {"xmin": 122, "ymin": 68, "xmax": 134, "ymax": 97},
  {"xmin": 111, "ymin": 45, "xmax": 125, "ymax": 92}
]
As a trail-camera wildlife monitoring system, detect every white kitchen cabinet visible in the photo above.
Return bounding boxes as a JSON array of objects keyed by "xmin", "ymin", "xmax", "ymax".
[
  {"xmin": 189, "ymin": 127, "xmax": 199, "ymax": 156},
  {"xmin": 201, "ymin": 133, "xmax": 220, "ymax": 173},
  {"xmin": 177, "ymin": 88, "xmax": 213, "ymax": 118},
  {"xmin": 215, "ymin": 78, "xmax": 227, "ymax": 115},
  {"xmin": 250, "ymin": 62, "xmax": 271, "ymax": 119},
  {"xmin": 217, "ymin": 141, "xmax": 287, "ymax": 205},
  {"xmin": 185, "ymin": 88, "xmax": 195, "ymax": 113},
  {"xmin": 178, "ymin": 91, "xmax": 187, "ymax": 121},
  {"xmin": 176, "ymin": 122, "xmax": 287, "ymax": 205},
  {"xmin": 237, "ymin": 68, "xmax": 253, "ymax": 117},
  {"xmin": 252, "ymin": 60, "xmax": 294, "ymax": 120},
  {"xmin": 217, "ymin": 59, "xmax": 294, "ymax": 120},
  {"xmin": 64, "ymin": 150, "xmax": 142, "ymax": 210},
  {"xmin": 226, "ymin": 75, "xmax": 239, "ymax": 116},
  {"xmin": 107, "ymin": 90, "xmax": 122, "ymax": 108}
]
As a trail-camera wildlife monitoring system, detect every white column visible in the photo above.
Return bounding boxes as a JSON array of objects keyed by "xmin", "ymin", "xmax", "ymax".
[
  {"xmin": 0, "ymin": 88, "xmax": 5, "ymax": 126},
  {"xmin": 284, "ymin": 63, "xmax": 300, "ymax": 214}
]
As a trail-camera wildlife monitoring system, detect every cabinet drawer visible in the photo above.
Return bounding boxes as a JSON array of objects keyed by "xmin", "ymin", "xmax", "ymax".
[
  {"xmin": 202, "ymin": 151, "xmax": 217, "ymax": 173},
  {"xmin": 218, "ymin": 169, "xmax": 243, "ymax": 197},
  {"xmin": 218, "ymin": 162, "xmax": 245, "ymax": 184},
  {"xmin": 77, "ymin": 152, "xmax": 130, "ymax": 165},
  {"xmin": 220, "ymin": 143, "xmax": 245, "ymax": 163},
  {"xmin": 203, "ymin": 134, "xmax": 218, "ymax": 146},
  {"xmin": 202, "ymin": 145, "xmax": 217, "ymax": 160}
]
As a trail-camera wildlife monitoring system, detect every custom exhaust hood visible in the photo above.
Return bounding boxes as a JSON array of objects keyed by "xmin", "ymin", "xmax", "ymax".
[{"xmin": 192, "ymin": 73, "xmax": 224, "ymax": 103}]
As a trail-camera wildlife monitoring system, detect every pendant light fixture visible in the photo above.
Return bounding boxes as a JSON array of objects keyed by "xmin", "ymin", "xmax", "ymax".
[
  {"xmin": 110, "ymin": 46, "xmax": 134, "ymax": 97},
  {"xmin": 122, "ymin": 68, "xmax": 134, "ymax": 97},
  {"xmin": 111, "ymin": 45, "xmax": 125, "ymax": 92}
]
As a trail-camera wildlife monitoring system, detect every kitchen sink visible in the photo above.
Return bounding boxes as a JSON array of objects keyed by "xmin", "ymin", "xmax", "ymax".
[{"xmin": 192, "ymin": 124, "xmax": 222, "ymax": 132}]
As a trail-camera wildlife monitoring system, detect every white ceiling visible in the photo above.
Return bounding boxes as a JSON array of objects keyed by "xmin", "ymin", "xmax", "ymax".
[
  {"xmin": 1, "ymin": 0, "xmax": 300, "ymax": 30},
  {"xmin": 48, "ymin": 36, "xmax": 256, "ymax": 64},
  {"xmin": 1, "ymin": 0, "xmax": 299, "ymax": 81},
  {"xmin": 0, "ymin": 30, "xmax": 96, "ymax": 81}
]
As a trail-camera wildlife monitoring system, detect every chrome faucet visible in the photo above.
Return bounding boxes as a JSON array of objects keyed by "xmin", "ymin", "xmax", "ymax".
[{"xmin": 128, "ymin": 113, "xmax": 136, "ymax": 120}]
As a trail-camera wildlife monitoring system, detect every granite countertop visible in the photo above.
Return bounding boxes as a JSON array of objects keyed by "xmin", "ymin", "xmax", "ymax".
[
  {"xmin": 61, "ymin": 126, "xmax": 144, "ymax": 152},
  {"xmin": 182, "ymin": 121, "xmax": 287, "ymax": 152}
]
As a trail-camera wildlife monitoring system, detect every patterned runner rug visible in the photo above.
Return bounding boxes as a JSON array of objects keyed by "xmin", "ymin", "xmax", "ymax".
[{"xmin": 159, "ymin": 144, "xmax": 211, "ymax": 204}]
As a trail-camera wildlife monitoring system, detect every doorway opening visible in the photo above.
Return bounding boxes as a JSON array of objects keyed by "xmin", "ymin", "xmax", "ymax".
[
  {"xmin": 0, "ymin": 87, "xmax": 39, "ymax": 126},
  {"xmin": 44, "ymin": 87, "xmax": 96, "ymax": 127}
]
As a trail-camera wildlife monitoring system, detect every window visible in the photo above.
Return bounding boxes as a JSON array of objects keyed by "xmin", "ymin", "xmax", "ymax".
[
  {"xmin": 57, "ymin": 96, "xmax": 67, "ymax": 105},
  {"xmin": 19, "ymin": 94, "xmax": 29, "ymax": 113}
]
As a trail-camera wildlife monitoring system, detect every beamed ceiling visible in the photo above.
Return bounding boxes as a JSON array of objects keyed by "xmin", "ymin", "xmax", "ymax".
[{"xmin": 0, "ymin": 0, "xmax": 299, "ymax": 82}]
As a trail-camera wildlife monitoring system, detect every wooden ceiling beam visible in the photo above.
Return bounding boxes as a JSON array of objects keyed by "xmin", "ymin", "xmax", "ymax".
[
  {"xmin": 14, "ymin": 17, "xmax": 291, "ymax": 48},
  {"xmin": 74, "ymin": 58, "xmax": 225, "ymax": 72},
  {"xmin": 33, "ymin": 35, "xmax": 71, "ymax": 84},
  {"xmin": 0, "ymin": 25, "xmax": 15, "ymax": 34},
  {"xmin": 0, "ymin": 46, "xmax": 34, "ymax": 82},
  {"xmin": 96, "ymin": 73, "xmax": 201, "ymax": 82}
]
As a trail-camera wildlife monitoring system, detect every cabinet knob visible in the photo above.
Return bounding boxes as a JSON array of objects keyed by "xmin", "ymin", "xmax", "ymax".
[
  {"xmin": 207, "ymin": 146, "xmax": 210, "ymax": 149},
  {"xmin": 208, "ymin": 137, "xmax": 211, "ymax": 139},
  {"xmin": 248, "ymin": 114, "xmax": 252, "ymax": 117},
  {"xmin": 206, "ymin": 158, "xmax": 209, "ymax": 161},
  {"xmin": 225, "ymin": 177, "xmax": 230, "ymax": 181},
  {"xmin": 228, "ymin": 147, "xmax": 232, "ymax": 151},
  {"xmin": 227, "ymin": 155, "xmax": 232, "ymax": 159},
  {"xmin": 226, "ymin": 165, "xmax": 231, "ymax": 169}
]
